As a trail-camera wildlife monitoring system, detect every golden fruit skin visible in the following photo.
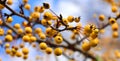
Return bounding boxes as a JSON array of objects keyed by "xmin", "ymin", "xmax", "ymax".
[
  {"xmin": 23, "ymin": 0, "xmax": 28, "ymax": 3},
  {"xmin": 81, "ymin": 41, "xmax": 91, "ymax": 51},
  {"xmin": 54, "ymin": 48, "xmax": 62, "ymax": 56},
  {"xmin": 30, "ymin": 36, "xmax": 36, "ymax": 42},
  {"xmin": 112, "ymin": 6, "xmax": 118, "ymax": 13},
  {"xmin": 39, "ymin": 42, "xmax": 47, "ymax": 50},
  {"xmin": 54, "ymin": 36, "xmax": 63, "ymax": 44},
  {"xmin": 6, "ymin": 17, "xmax": 13, "ymax": 23},
  {"xmin": 67, "ymin": 16, "xmax": 74, "ymax": 22},
  {"xmin": 24, "ymin": 4, "xmax": 31, "ymax": 10},
  {"xmin": 18, "ymin": 29, "xmax": 23, "ymax": 34},
  {"xmin": 99, "ymin": 14, "xmax": 105, "ymax": 21},
  {"xmin": 109, "ymin": 18, "xmax": 116, "ymax": 24},
  {"xmin": 14, "ymin": 23, "xmax": 21, "ymax": 29},
  {"xmin": 35, "ymin": 28, "xmax": 42, "ymax": 33},
  {"xmin": 23, "ymin": 55, "xmax": 28, "ymax": 60},
  {"xmin": 5, "ymin": 35, "xmax": 13, "ymax": 42},
  {"xmin": 20, "ymin": 43, "xmax": 24, "ymax": 48},
  {"xmin": 45, "ymin": 27, "xmax": 52, "ymax": 36},
  {"xmin": 34, "ymin": 6, "xmax": 40, "ymax": 12},
  {"xmin": 22, "ymin": 35, "xmax": 30, "ymax": 42},
  {"xmin": 43, "ymin": 11, "xmax": 53, "ymax": 20},
  {"xmin": 7, "ymin": 0, "xmax": 13, "ymax": 5},
  {"xmin": 31, "ymin": 12, "xmax": 40, "ymax": 19},
  {"xmin": 5, "ymin": 43, "xmax": 10, "ymax": 48},
  {"xmin": 38, "ymin": 33, "xmax": 46, "ymax": 39},
  {"xmin": 112, "ymin": 31, "xmax": 119, "ymax": 38},
  {"xmin": 90, "ymin": 32, "xmax": 98, "ymax": 39},
  {"xmin": 22, "ymin": 21, "xmax": 28, "ymax": 27},
  {"xmin": 0, "ymin": 28, "xmax": 4, "ymax": 36},
  {"xmin": 41, "ymin": 19, "xmax": 47, "ymax": 26},
  {"xmin": 7, "ymin": 29, "xmax": 12, "ymax": 34},
  {"xmin": 62, "ymin": 18, "xmax": 68, "ymax": 25},
  {"xmin": 22, "ymin": 47, "xmax": 29, "ymax": 55},
  {"xmin": 5, "ymin": 48, "xmax": 11, "ymax": 54},
  {"xmin": 39, "ymin": 6, "xmax": 45, "ymax": 13},
  {"xmin": 90, "ymin": 38, "xmax": 99, "ymax": 47},
  {"xmin": 0, "ymin": 20, "xmax": 3, "ymax": 25},
  {"xmin": 16, "ymin": 51, "xmax": 22, "ymax": 57},
  {"xmin": 114, "ymin": 50, "xmax": 120, "ymax": 58},
  {"xmin": 111, "ymin": 23, "xmax": 118, "ymax": 31},
  {"xmin": 75, "ymin": 17, "xmax": 80, "ymax": 22},
  {"xmin": 11, "ymin": 48, "xmax": 17, "ymax": 54},
  {"xmin": 45, "ymin": 47, "xmax": 52, "ymax": 54},
  {"xmin": 0, "ymin": 4, "xmax": 4, "ymax": 10},
  {"xmin": 84, "ymin": 25, "xmax": 92, "ymax": 35},
  {"xmin": 25, "ymin": 27, "xmax": 32, "ymax": 33}
]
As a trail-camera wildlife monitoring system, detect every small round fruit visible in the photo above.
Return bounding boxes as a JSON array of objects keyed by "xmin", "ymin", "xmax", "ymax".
[
  {"xmin": 38, "ymin": 33, "xmax": 46, "ymax": 40},
  {"xmin": 75, "ymin": 17, "xmax": 80, "ymax": 22},
  {"xmin": 5, "ymin": 35, "xmax": 13, "ymax": 42},
  {"xmin": 112, "ymin": 6, "xmax": 118, "ymax": 13},
  {"xmin": 7, "ymin": 29, "xmax": 12, "ymax": 34},
  {"xmin": 45, "ymin": 47, "xmax": 52, "ymax": 54},
  {"xmin": 16, "ymin": 51, "xmax": 22, "ymax": 57},
  {"xmin": 112, "ymin": 31, "xmax": 119, "ymax": 38},
  {"xmin": 6, "ymin": 17, "xmax": 13, "ymax": 23},
  {"xmin": 39, "ymin": 6, "xmax": 45, "ymax": 13},
  {"xmin": 34, "ymin": 6, "xmax": 40, "ymax": 12},
  {"xmin": 39, "ymin": 42, "xmax": 47, "ymax": 50},
  {"xmin": 99, "ymin": 14, "xmax": 105, "ymax": 21},
  {"xmin": 67, "ymin": 16, "xmax": 74, "ymax": 22},
  {"xmin": 25, "ymin": 27, "xmax": 32, "ymax": 33},
  {"xmin": 22, "ymin": 47, "xmax": 29, "ymax": 55},
  {"xmin": 43, "ymin": 11, "xmax": 53, "ymax": 20},
  {"xmin": 62, "ymin": 18, "xmax": 68, "ymax": 25},
  {"xmin": 0, "ymin": 20, "xmax": 3, "ymax": 25},
  {"xmin": 90, "ymin": 38, "xmax": 99, "ymax": 47},
  {"xmin": 22, "ymin": 21, "xmax": 28, "ymax": 27},
  {"xmin": 111, "ymin": 23, "xmax": 118, "ymax": 31},
  {"xmin": 18, "ymin": 29, "xmax": 23, "ymax": 34},
  {"xmin": 54, "ymin": 36, "xmax": 63, "ymax": 44},
  {"xmin": 54, "ymin": 48, "xmax": 62, "ymax": 56},
  {"xmin": 109, "ymin": 18, "xmax": 116, "ymax": 24},
  {"xmin": 23, "ymin": 55, "xmax": 28, "ymax": 60},
  {"xmin": 41, "ymin": 19, "xmax": 47, "ymax": 26},
  {"xmin": 23, "ymin": 0, "xmax": 28, "ymax": 3},
  {"xmin": 20, "ymin": 43, "xmax": 24, "ymax": 48},
  {"xmin": 11, "ymin": 48, "xmax": 17, "ymax": 54},
  {"xmin": 5, "ymin": 43, "xmax": 10, "ymax": 48},
  {"xmin": 5, "ymin": 48, "xmax": 11, "ymax": 54},
  {"xmin": 0, "ymin": 28, "xmax": 4, "ymax": 36},
  {"xmin": 7, "ymin": 0, "xmax": 13, "ymax": 5},
  {"xmin": 0, "ymin": 4, "xmax": 4, "ymax": 10},
  {"xmin": 35, "ymin": 28, "xmax": 42, "ymax": 33},
  {"xmin": 81, "ymin": 41, "xmax": 91, "ymax": 51},
  {"xmin": 31, "ymin": 12, "xmax": 40, "ymax": 19},
  {"xmin": 22, "ymin": 35, "xmax": 30, "ymax": 42},
  {"xmin": 30, "ymin": 36, "xmax": 36, "ymax": 42},
  {"xmin": 24, "ymin": 4, "xmax": 31, "ymax": 10},
  {"xmin": 114, "ymin": 50, "xmax": 120, "ymax": 58},
  {"xmin": 14, "ymin": 23, "xmax": 21, "ymax": 29}
]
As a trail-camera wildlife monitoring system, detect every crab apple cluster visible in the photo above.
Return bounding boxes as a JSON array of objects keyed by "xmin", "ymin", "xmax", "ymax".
[
  {"xmin": 0, "ymin": 1, "xmax": 67, "ymax": 59},
  {"xmin": 0, "ymin": 0, "xmax": 120, "ymax": 61},
  {"xmin": 99, "ymin": 16, "xmax": 119, "ymax": 38},
  {"xmin": 0, "ymin": 0, "xmax": 102, "ymax": 60}
]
